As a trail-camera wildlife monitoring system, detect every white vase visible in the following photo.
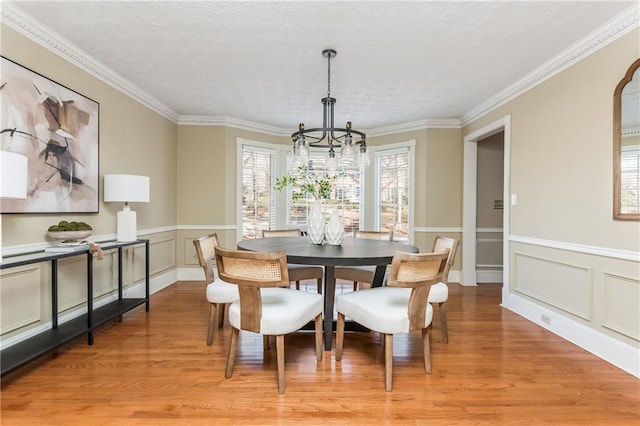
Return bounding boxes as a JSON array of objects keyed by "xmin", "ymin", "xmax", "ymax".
[
  {"xmin": 306, "ymin": 200, "xmax": 325, "ymax": 244},
  {"xmin": 324, "ymin": 209, "xmax": 344, "ymax": 245}
]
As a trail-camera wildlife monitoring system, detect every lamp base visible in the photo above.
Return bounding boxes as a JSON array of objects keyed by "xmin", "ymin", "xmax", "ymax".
[{"xmin": 116, "ymin": 206, "xmax": 138, "ymax": 242}]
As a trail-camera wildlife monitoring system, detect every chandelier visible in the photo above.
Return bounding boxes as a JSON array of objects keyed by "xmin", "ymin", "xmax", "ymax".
[{"xmin": 291, "ymin": 49, "xmax": 369, "ymax": 168}]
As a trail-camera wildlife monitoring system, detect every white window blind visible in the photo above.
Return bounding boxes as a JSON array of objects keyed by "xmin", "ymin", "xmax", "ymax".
[
  {"xmin": 241, "ymin": 144, "xmax": 276, "ymax": 239},
  {"xmin": 621, "ymin": 145, "xmax": 640, "ymax": 213},
  {"xmin": 374, "ymin": 146, "xmax": 411, "ymax": 242}
]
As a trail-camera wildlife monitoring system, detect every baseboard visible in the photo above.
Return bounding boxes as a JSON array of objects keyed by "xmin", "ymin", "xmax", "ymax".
[
  {"xmin": 178, "ymin": 267, "xmax": 205, "ymax": 281},
  {"xmin": 502, "ymin": 292, "xmax": 640, "ymax": 378},
  {"xmin": 476, "ymin": 269, "xmax": 503, "ymax": 283}
]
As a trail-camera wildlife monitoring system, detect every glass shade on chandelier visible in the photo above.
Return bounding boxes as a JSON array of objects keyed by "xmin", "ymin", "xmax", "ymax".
[{"xmin": 290, "ymin": 49, "xmax": 369, "ymax": 169}]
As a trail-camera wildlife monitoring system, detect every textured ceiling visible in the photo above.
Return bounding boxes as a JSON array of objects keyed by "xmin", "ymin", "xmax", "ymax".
[{"xmin": 5, "ymin": 1, "xmax": 637, "ymax": 131}]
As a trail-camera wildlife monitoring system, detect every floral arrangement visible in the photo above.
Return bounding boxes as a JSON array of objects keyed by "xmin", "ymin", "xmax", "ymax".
[{"xmin": 275, "ymin": 164, "xmax": 342, "ymax": 203}]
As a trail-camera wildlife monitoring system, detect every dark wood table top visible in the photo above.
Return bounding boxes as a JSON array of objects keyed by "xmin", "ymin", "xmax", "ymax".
[{"xmin": 237, "ymin": 236, "xmax": 419, "ymax": 266}]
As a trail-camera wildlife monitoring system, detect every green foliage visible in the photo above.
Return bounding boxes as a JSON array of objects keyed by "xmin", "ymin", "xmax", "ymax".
[
  {"xmin": 275, "ymin": 164, "xmax": 342, "ymax": 203},
  {"xmin": 48, "ymin": 220, "xmax": 93, "ymax": 232}
]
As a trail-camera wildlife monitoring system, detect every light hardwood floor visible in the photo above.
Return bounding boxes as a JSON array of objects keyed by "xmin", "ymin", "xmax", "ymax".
[{"xmin": 1, "ymin": 281, "xmax": 638, "ymax": 425}]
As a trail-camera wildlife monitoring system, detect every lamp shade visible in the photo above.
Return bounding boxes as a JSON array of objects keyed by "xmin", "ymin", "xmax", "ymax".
[
  {"xmin": 103, "ymin": 174, "xmax": 150, "ymax": 203},
  {"xmin": 1, "ymin": 151, "xmax": 28, "ymax": 199}
]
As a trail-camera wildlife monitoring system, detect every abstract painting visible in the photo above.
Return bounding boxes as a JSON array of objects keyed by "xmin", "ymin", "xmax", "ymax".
[{"xmin": 0, "ymin": 56, "xmax": 99, "ymax": 213}]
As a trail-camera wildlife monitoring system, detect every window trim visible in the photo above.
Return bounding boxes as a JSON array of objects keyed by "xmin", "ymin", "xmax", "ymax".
[
  {"xmin": 371, "ymin": 139, "xmax": 416, "ymax": 243},
  {"xmin": 236, "ymin": 138, "xmax": 280, "ymax": 241}
]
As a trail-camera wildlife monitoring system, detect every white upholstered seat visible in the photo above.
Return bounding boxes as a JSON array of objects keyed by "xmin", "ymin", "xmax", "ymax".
[
  {"xmin": 426, "ymin": 236, "xmax": 459, "ymax": 343},
  {"xmin": 215, "ymin": 246, "xmax": 323, "ymax": 394},
  {"xmin": 193, "ymin": 233, "xmax": 239, "ymax": 345},
  {"xmin": 336, "ymin": 250, "xmax": 449, "ymax": 391}
]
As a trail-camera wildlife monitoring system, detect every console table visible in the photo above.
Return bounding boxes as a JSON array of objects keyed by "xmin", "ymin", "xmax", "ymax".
[{"xmin": 0, "ymin": 239, "xmax": 150, "ymax": 376}]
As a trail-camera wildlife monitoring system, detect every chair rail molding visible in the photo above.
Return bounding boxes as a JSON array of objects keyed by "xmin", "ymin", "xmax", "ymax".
[{"xmin": 509, "ymin": 234, "xmax": 640, "ymax": 262}]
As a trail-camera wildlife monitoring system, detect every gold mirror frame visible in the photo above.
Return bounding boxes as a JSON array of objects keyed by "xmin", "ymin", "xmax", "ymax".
[{"xmin": 613, "ymin": 58, "xmax": 640, "ymax": 220}]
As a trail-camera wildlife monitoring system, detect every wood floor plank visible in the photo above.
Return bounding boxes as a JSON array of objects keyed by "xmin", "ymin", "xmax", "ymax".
[{"xmin": 1, "ymin": 281, "xmax": 638, "ymax": 425}]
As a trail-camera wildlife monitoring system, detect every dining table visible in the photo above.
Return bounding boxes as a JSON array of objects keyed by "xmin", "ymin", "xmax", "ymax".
[{"xmin": 237, "ymin": 236, "xmax": 419, "ymax": 350}]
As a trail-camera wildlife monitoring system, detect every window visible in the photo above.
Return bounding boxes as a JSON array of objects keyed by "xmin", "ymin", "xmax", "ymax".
[
  {"xmin": 238, "ymin": 139, "xmax": 414, "ymax": 242},
  {"xmin": 284, "ymin": 152, "xmax": 363, "ymax": 234},
  {"xmin": 373, "ymin": 142, "xmax": 414, "ymax": 242},
  {"xmin": 621, "ymin": 145, "xmax": 640, "ymax": 213},
  {"xmin": 238, "ymin": 141, "xmax": 276, "ymax": 239}
]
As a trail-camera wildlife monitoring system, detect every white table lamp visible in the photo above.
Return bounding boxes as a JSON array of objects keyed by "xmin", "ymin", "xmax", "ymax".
[
  {"xmin": 1, "ymin": 151, "xmax": 29, "ymax": 260},
  {"xmin": 104, "ymin": 174, "xmax": 150, "ymax": 242}
]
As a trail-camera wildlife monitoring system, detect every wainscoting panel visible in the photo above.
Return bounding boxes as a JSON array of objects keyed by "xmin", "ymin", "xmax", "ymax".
[
  {"xmin": 147, "ymin": 237, "xmax": 176, "ymax": 277},
  {"xmin": 0, "ymin": 266, "xmax": 41, "ymax": 335},
  {"xmin": 183, "ymin": 237, "xmax": 200, "ymax": 266},
  {"xmin": 57, "ymin": 255, "xmax": 91, "ymax": 313},
  {"xmin": 603, "ymin": 273, "xmax": 640, "ymax": 341},
  {"xmin": 513, "ymin": 252, "xmax": 592, "ymax": 321}
]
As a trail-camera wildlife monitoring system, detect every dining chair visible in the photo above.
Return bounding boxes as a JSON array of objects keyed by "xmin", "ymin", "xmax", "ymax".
[
  {"xmin": 193, "ymin": 233, "xmax": 239, "ymax": 345},
  {"xmin": 261, "ymin": 229, "xmax": 324, "ymax": 294},
  {"xmin": 427, "ymin": 236, "xmax": 459, "ymax": 343},
  {"xmin": 214, "ymin": 246, "xmax": 323, "ymax": 394},
  {"xmin": 334, "ymin": 230, "xmax": 394, "ymax": 291},
  {"xmin": 335, "ymin": 249, "xmax": 449, "ymax": 391}
]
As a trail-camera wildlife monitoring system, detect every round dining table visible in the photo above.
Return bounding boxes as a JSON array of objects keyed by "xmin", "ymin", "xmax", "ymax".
[{"xmin": 237, "ymin": 236, "xmax": 419, "ymax": 350}]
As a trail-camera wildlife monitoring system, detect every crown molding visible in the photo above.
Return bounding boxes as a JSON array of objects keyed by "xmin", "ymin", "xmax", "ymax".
[
  {"xmin": 177, "ymin": 115, "xmax": 289, "ymax": 136},
  {"xmin": 0, "ymin": 2, "xmax": 179, "ymax": 123},
  {"xmin": 462, "ymin": 4, "xmax": 640, "ymax": 126},
  {"xmin": 368, "ymin": 118, "xmax": 462, "ymax": 137}
]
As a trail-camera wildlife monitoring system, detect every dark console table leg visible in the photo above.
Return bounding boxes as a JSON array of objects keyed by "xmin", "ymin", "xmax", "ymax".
[
  {"xmin": 145, "ymin": 241, "xmax": 150, "ymax": 311},
  {"xmin": 87, "ymin": 252, "xmax": 94, "ymax": 345},
  {"xmin": 51, "ymin": 259, "xmax": 58, "ymax": 329}
]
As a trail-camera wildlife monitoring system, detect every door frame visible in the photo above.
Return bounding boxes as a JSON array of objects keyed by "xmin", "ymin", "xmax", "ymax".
[{"xmin": 462, "ymin": 115, "xmax": 511, "ymax": 299}]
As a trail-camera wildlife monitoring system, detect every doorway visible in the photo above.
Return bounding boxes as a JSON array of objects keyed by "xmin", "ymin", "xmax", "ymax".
[{"xmin": 462, "ymin": 116, "xmax": 511, "ymax": 301}]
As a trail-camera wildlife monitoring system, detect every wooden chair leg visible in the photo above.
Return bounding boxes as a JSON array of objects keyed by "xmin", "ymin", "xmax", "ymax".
[
  {"xmin": 315, "ymin": 314, "xmax": 323, "ymax": 361},
  {"xmin": 225, "ymin": 327, "xmax": 239, "ymax": 379},
  {"xmin": 276, "ymin": 334, "xmax": 285, "ymax": 394},
  {"xmin": 422, "ymin": 327, "xmax": 432, "ymax": 374},
  {"xmin": 207, "ymin": 303, "xmax": 217, "ymax": 345},
  {"xmin": 384, "ymin": 333, "xmax": 393, "ymax": 392},
  {"xmin": 316, "ymin": 278, "xmax": 322, "ymax": 295},
  {"xmin": 336, "ymin": 313, "xmax": 345, "ymax": 361},
  {"xmin": 438, "ymin": 302, "xmax": 448, "ymax": 343},
  {"xmin": 295, "ymin": 280, "xmax": 300, "ymax": 290},
  {"xmin": 263, "ymin": 335, "xmax": 271, "ymax": 351},
  {"xmin": 352, "ymin": 281, "xmax": 358, "ymax": 291},
  {"xmin": 217, "ymin": 303, "xmax": 226, "ymax": 328}
]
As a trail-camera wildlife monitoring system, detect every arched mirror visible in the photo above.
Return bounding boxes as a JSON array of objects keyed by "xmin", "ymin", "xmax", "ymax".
[{"xmin": 613, "ymin": 58, "xmax": 640, "ymax": 220}]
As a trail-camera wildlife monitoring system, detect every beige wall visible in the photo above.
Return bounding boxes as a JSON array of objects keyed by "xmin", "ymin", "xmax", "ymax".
[
  {"xmin": 1, "ymin": 25, "xmax": 178, "ymax": 342},
  {"xmin": 464, "ymin": 30, "xmax": 640, "ymax": 251},
  {"xmin": 1, "ymin": 25, "xmax": 178, "ymax": 247},
  {"xmin": 175, "ymin": 125, "xmax": 287, "ymax": 267},
  {"xmin": 464, "ymin": 29, "xmax": 640, "ymax": 353}
]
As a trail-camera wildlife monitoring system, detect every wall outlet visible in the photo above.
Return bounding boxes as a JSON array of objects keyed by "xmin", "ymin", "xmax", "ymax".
[{"xmin": 541, "ymin": 313, "xmax": 551, "ymax": 324}]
